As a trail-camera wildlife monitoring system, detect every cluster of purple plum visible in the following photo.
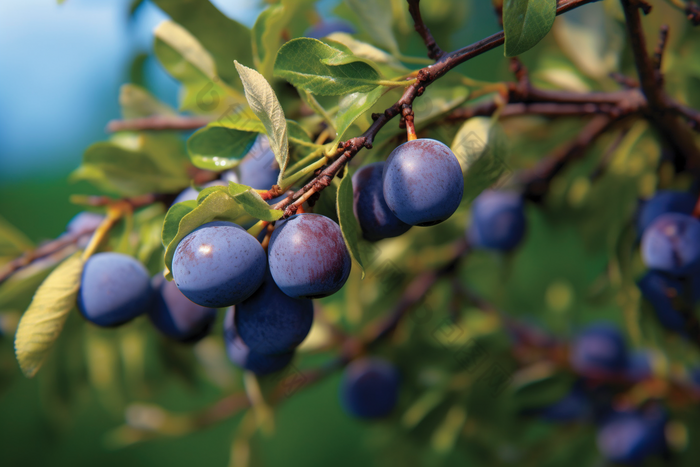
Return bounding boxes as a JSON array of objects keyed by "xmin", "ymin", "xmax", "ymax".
[
  {"xmin": 533, "ymin": 322, "xmax": 674, "ymax": 464},
  {"xmin": 636, "ymin": 191, "xmax": 700, "ymax": 336},
  {"xmin": 352, "ymin": 138, "xmax": 464, "ymax": 240},
  {"xmin": 73, "ymin": 137, "xmax": 466, "ymax": 381}
]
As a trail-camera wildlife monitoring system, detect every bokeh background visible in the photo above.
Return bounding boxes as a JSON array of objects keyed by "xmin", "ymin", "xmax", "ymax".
[{"xmin": 0, "ymin": 1, "xmax": 503, "ymax": 465}]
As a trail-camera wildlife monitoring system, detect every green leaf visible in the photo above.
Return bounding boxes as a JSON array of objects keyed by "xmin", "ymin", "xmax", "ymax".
[
  {"xmin": 253, "ymin": 0, "xmax": 320, "ymax": 79},
  {"xmin": 326, "ymin": 32, "xmax": 409, "ymax": 76},
  {"xmin": 187, "ymin": 113, "xmax": 313, "ymax": 171},
  {"xmin": 336, "ymin": 174, "xmax": 365, "ymax": 277},
  {"xmin": 553, "ymin": 3, "xmax": 624, "ymax": 79},
  {"xmin": 252, "ymin": 4, "xmax": 288, "ymax": 80},
  {"xmin": 229, "ymin": 183, "xmax": 284, "ymax": 222},
  {"xmin": 162, "ymin": 191, "xmax": 244, "ymax": 280},
  {"xmin": 503, "ymin": 0, "xmax": 557, "ymax": 57},
  {"xmin": 451, "ymin": 117, "xmax": 510, "ymax": 203},
  {"xmin": 154, "ymin": 21, "xmax": 247, "ymax": 115},
  {"xmin": 343, "ymin": 0, "xmax": 399, "ymax": 54},
  {"xmin": 196, "ymin": 185, "xmax": 229, "ymax": 204},
  {"xmin": 119, "ymin": 84, "xmax": 176, "ymax": 119},
  {"xmin": 14, "ymin": 252, "xmax": 85, "ymax": 378},
  {"xmin": 72, "ymin": 140, "xmax": 191, "ymax": 197},
  {"xmin": 334, "ymin": 87, "xmax": 387, "ymax": 143},
  {"xmin": 234, "ymin": 61, "xmax": 289, "ymax": 186},
  {"xmin": 188, "ymin": 127, "xmax": 259, "ymax": 171},
  {"xmin": 274, "ymin": 38, "xmax": 383, "ymax": 96},
  {"xmin": 161, "ymin": 200, "xmax": 196, "ymax": 251},
  {"xmin": 151, "ymin": 0, "xmax": 253, "ymax": 86},
  {"xmin": 511, "ymin": 372, "xmax": 575, "ymax": 410}
]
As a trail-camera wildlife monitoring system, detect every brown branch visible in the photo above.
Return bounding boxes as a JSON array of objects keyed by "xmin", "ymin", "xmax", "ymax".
[
  {"xmin": 447, "ymin": 101, "xmax": 619, "ymax": 121},
  {"xmin": 519, "ymin": 115, "xmax": 618, "ymax": 201},
  {"xmin": 669, "ymin": 101, "xmax": 700, "ymax": 130},
  {"xmin": 610, "ymin": 72, "xmax": 639, "ymax": 89},
  {"xmin": 652, "ymin": 24, "xmax": 670, "ymax": 72},
  {"xmin": 365, "ymin": 239, "xmax": 470, "ymax": 344},
  {"xmin": 0, "ymin": 194, "xmax": 170, "ymax": 285},
  {"xmin": 589, "ymin": 126, "xmax": 631, "ymax": 181},
  {"xmin": 407, "ymin": 0, "xmax": 444, "ymax": 60},
  {"xmin": 272, "ymin": 0, "xmax": 601, "ymax": 217},
  {"xmin": 0, "ymin": 235, "xmax": 85, "ymax": 286},
  {"xmin": 620, "ymin": 1, "xmax": 700, "ymax": 172},
  {"xmin": 106, "ymin": 116, "xmax": 212, "ymax": 133}
]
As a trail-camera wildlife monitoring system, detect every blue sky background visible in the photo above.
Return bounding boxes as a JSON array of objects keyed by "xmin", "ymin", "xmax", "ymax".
[{"xmin": 0, "ymin": 0, "xmax": 271, "ymax": 181}]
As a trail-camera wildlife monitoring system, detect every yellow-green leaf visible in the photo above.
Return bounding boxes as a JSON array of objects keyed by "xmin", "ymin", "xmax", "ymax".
[
  {"xmin": 451, "ymin": 117, "xmax": 510, "ymax": 203},
  {"xmin": 151, "ymin": 0, "xmax": 254, "ymax": 86},
  {"xmin": 229, "ymin": 183, "xmax": 284, "ymax": 222},
  {"xmin": 14, "ymin": 253, "xmax": 85, "ymax": 378},
  {"xmin": 234, "ymin": 61, "xmax": 289, "ymax": 186},
  {"xmin": 344, "ymin": 0, "xmax": 399, "ymax": 55},
  {"xmin": 119, "ymin": 84, "xmax": 177, "ymax": 120},
  {"xmin": 154, "ymin": 20, "xmax": 247, "ymax": 115}
]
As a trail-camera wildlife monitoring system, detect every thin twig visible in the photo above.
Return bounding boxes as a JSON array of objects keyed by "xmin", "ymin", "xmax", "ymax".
[
  {"xmin": 271, "ymin": 0, "xmax": 601, "ymax": 217},
  {"xmin": 519, "ymin": 115, "xmax": 618, "ymax": 201},
  {"xmin": 406, "ymin": 0, "xmax": 444, "ymax": 60},
  {"xmin": 106, "ymin": 115, "xmax": 212, "ymax": 133},
  {"xmin": 652, "ymin": 24, "xmax": 670, "ymax": 72},
  {"xmin": 610, "ymin": 72, "xmax": 639, "ymax": 89},
  {"xmin": 619, "ymin": 1, "xmax": 700, "ymax": 172},
  {"xmin": 447, "ymin": 101, "xmax": 618, "ymax": 121},
  {"xmin": 0, "ymin": 194, "xmax": 170, "ymax": 285},
  {"xmin": 589, "ymin": 126, "xmax": 631, "ymax": 181}
]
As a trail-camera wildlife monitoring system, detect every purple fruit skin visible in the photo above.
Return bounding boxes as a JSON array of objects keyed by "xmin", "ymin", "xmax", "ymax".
[
  {"xmin": 382, "ymin": 139, "xmax": 464, "ymax": 226},
  {"xmin": 638, "ymin": 271, "xmax": 700, "ymax": 334},
  {"xmin": 238, "ymin": 135, "xmax": 279, "ymax": 190},
  {"xmin": 570, "ymin": 323, "xmax": 628, "ymax": 377},
  {"xmin": 641, "ymin": 213, "xmax": 700, "ymax": 276},
  {"xmin": 268, "ymin": 214, "xmax": 351, "ymax": 298},
  {"xmin": 220, "ymin": 170, "xmax": 239, "ymax": 184},
  {"xmin": 304, "ymin": 20, "xmax": 356, "ymax": 39},
  {"xmin": 625, "ymin": 350, "xmax": 654, "ymax": 381},
  {"xmin": 537, "ymin": 383, "xmax": 591, "ymax": 422},
  {"xmin": 149, "ymin": 275, "xmax": 217, "ymax": 342},
  {"xmin": 468, "ymin": 190, "xmax": 526, "ymax": 250},
  {"xmin": 637, "ymin": 190, "xmax": 696, "ymax": 233},
  {"xmin": 235, "ymin": 272, "xmax": 314, "ymax": 355},
  {"xmin": 77, "ymin": 252, "xmax": 154, "ymax": 327},
  {"xmin": 352, "ymin": 162, "xmax": 411, "ymax": 241},
  {"xmin": 596, "ymin": 408, "xmax": 667, "ymax": 464},
  {"xmin": 66, "ymin": 212, "xmax": 104, "ymax": 235},
  {"xmin": 224, "ymin": 309, "xmax": 294, "ymax": 375},
  {"xmin": 172, "ymin": 222, "xmax": 266, "ymax": 307},
  {"xmin": 340, "ymin": 358, "xmax": 400, "ymax": 419}
]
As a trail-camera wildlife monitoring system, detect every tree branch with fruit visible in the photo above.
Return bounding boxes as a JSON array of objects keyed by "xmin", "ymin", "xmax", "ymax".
[{"xmin": 3, "ymin": 0, "xmax": 700, "ymax": 465}]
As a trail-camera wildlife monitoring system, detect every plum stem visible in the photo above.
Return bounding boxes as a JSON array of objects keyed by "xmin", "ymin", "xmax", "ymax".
[{"xmin": 82, "ymin": 202, "xmax": 129, "ymax": 260}]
